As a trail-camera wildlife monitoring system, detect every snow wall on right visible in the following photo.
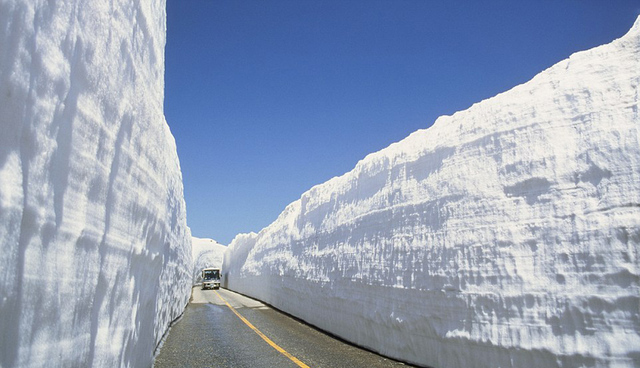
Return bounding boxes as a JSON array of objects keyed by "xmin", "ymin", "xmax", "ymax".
[{"xmin": 224, "ymin": 17, "xmax": 640, "ymax": 368}]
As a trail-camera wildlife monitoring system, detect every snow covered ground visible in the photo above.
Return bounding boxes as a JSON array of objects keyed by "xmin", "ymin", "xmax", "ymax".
[
  {"xmin": 191, "ymin": 237, "xmax": 226, "ymax": 285},
  {"xmin": 224, "ymin": 16, "xmax": 640, "ymax": 368},
  {"xmin": 0, "ymin": 1, "xmax": 191, "ymax": 367}
]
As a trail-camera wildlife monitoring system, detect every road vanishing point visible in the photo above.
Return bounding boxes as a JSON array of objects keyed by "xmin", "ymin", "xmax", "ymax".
[{"xmin": 153, "ymin": 287, "xmax": 416, "ymax": 368}]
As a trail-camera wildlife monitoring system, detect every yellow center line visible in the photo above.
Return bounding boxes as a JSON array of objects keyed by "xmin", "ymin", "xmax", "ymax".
[{"xmin": 214, "ymin": 290, "xmax": 311, "ymax": 368}]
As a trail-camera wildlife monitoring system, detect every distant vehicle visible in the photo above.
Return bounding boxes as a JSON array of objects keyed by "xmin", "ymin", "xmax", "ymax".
[{"xmin": 201, "ymin": 268, "xmax": 221, "ymax": 290}]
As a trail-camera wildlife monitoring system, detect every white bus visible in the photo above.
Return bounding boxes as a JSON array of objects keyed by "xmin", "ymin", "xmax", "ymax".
[{"xmin": 201, "ymin": 268, "xmax": 221, "ymax": 290}]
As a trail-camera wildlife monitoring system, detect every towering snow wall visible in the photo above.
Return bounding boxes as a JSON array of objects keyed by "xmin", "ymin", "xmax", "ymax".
[
  {"xmin": 0, "ymin": 1, "xmax": 192, "ymax": 367},
  {"xmin": 224, "ymin": 17, "xmax": 640, "ymax": 368}
]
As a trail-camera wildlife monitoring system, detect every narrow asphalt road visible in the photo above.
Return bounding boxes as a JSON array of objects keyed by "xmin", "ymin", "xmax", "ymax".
[{"xmin": 153, "ymin": 287, "xmax": 415, "ymax": 368}]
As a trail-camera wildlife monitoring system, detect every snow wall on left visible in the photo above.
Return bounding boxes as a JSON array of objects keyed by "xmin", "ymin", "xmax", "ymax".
[{"xmin": 0, "ymin": 1, "xmax": 192, "ymax": 367}]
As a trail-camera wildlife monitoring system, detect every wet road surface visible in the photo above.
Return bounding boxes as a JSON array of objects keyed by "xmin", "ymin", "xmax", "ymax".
[{"xmin": 153, "ymin": 287, "xmax": 415, "ymax": 368}]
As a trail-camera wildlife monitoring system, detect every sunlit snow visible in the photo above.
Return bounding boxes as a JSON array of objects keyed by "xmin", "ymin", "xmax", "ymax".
[
  {"xmin": 0, "ymin": 1, "xmax": 191, "ymax": 367},
  {"xmin": 224, "ymin": 16, "xmax": 640, "ymax": 368}
]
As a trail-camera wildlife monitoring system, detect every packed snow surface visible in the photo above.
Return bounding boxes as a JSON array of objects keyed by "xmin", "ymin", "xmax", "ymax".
[
  {"xmin": 0, "ymin": 1, "xmax": 192, "ymax": 367},
  {"xmin": 224, "ymin": 17, "xmax": 640, "ymax": 368},
  {"xmin": 191, "ymin": 237, "xmax": 226, "ymax": 285}
]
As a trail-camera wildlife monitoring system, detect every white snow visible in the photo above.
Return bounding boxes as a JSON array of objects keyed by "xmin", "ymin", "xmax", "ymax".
[
  {"xmin": 224, "ymin": 17, "xmax": 640, "ymax": 368},
  {"xmin": 0, "ymin": 1, "xmax": 191, "ymax": 367},
  {"xmin": 191, "ymin": 237, "xmax": 226, "ymax": 285}
]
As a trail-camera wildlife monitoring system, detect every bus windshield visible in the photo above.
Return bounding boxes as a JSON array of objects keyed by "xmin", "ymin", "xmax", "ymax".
[{"xmin": 203, "ymin": 270, "xmax": 220, "ymax": 280}]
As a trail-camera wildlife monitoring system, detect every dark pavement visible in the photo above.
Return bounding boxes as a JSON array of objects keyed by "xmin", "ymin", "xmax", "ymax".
[{"xmin": 153, "ymin": 287, "xmax": 415, "ymax": 368}]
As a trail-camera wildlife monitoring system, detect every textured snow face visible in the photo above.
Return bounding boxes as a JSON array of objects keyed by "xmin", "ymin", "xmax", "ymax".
[
  {"xmin": 192, "ymin": 237, "xmax": 226, "ymax": 285},
  {"xmin": 225, "ymin": 18, "xmax": 640, "ymax": 368},
  {"xmin": 0, "ymin": 1, "xmax": 192, "ymax": 367},
  {"xmin": 223, "ymin": 232, "xmax": 258, "ymax": 289}
]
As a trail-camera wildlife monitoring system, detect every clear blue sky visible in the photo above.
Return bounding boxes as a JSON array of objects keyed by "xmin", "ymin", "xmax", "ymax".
[{"xmin": 165, "ymin": 1, "xmax": 639, "ymax": 245}]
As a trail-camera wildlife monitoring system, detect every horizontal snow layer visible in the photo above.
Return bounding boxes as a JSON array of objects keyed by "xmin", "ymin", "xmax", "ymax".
[
  {"xmin": 191, "ymin": 237, "xmax": 226, "ymax": 285},
  {"xmin": 225, "ymin": 17, "xmax": 640, "ymax": 368},
  {"xmin": 0, "ymin": 1, "xmax": 191, "ymax": 367}
]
